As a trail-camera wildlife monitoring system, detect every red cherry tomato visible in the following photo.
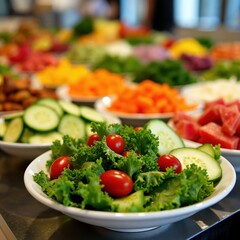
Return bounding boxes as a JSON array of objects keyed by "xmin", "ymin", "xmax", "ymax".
[
  {"xmin": 50, "ymin": 156, "xmax": 73, "ymax": 179},
  {"xmin": 100, "ymin": 170, "xmax": 134, "ymax": 198},
  {"xmin": 122, "ymin": 150, "xmax": 139, "ymax": 157},
  {"xmin": 122, "ymin": 150, "xmax": 132, "ymax": 157},
  {"xmin": 134, "ymin": 127, "xmax": 143, "ymax": 131},
  {"xmin": 157, "ymin": 154, "xmax": 182, "ymax": 173},
  {"xmin": 106, "ymin": 134, "xmax": 125, "ymax": 154},
  {"xmin": 87, "ymin": 133, "xmax": 100, "ymax": 146}
]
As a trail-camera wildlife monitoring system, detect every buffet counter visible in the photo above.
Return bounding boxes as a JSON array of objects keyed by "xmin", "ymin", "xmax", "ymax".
[{"xmin": 0, "ymin": 150, "xmax": 239, "ymax": 240}]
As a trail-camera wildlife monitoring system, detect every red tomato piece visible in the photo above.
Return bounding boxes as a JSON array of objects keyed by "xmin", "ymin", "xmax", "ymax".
[
  {"xmin": 122, "ymin": 150, "xmax": 139, "ymax": 157},
  {"xmin": 100, "ymin": 170, "xmax": 134, "ymax": 198},
  {"xmin": 50, "ymin": 156, "xmax": 73, "ymax": 179},
  {"xmin": 134, "ymin": 127, "xmax": 144, "ymax": 131},
  {"xmin": 87, "ymin": 133, "xmax": 100, "ymax": 146},
  {"xmin": 157, "ymin": 154, "xmax": 182, "ymax": 173},
  {"xmin": 106, "ymin": 134, "xmax": 125, "ymax": 154}
]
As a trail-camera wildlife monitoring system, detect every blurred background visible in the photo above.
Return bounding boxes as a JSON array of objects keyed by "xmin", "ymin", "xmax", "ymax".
[{"xmin": 0, "ymin": 0, "xmax": 240, "ymax": 41}]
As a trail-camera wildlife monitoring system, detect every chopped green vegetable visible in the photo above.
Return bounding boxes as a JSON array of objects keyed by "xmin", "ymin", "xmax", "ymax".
[{"xmin": 132, "ymin": 59, "xmax": 197, "ymax": 86}]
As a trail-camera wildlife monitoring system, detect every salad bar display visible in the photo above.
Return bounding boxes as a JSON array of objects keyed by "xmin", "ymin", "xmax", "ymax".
[{"xmin": 0, "ymin": 17, "xmax": 240, "ymax": 239}]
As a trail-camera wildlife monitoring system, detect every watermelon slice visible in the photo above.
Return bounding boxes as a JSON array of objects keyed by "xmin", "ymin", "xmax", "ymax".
[
  {"xmin": 197, "ymin": 104, "xmax": 223, "ymax": 126},
  {"xmin": 227, "ymin": 99, "xmax": 240, "ymax": 111},
  {"xmin": 204, "ymin": 98, "xmax": 225, "ymax": 110},
  {"xmin": 219, "ymin": 104, "xmax": 240, "ymax": 136},
  {"xmin": 174, "ymin": 119, "xmax": 200, "ymax": 141},
  {"xmin": 172, "ymin": 111, "xmax": 197, "ymax": 124},
  {"xmin": 199, "ymin": 122, "xmax": 239, "ymax": 149}
]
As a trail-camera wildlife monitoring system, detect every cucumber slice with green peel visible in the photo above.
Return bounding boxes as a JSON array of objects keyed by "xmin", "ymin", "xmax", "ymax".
[
  {"xmin": 58, "ymin": 100, "xmax": 81, "ymax": 116},
  {"xmin": 20, "ymin": 128, "xmax": 35, "ymax": 143},
  {"xmin": 0, "ymin": 120, "xmax": 7, "ymax": 138},
  {"xmin": 80, "ymin": 106, "xmax": 105, "ymax": 123},
  {"xmin": 58, "ymin": 114, "xmax": 85, "ymax": 139},
  {"xmin": 2, "ymin": 111, "xmax": 24, "ymax": 121},
  {"xmin": 170, "ymin": 147, "xmax": 222, "ymax": 183},
  {"xmin": 37, "ymin": 98, "xmax": 63, "ymax": 117},
  {"xmin": 3, "ymin": 117, "xmax": 24, "ymax": 142},
  {"xmin": 113, "ymin": 190, "xmax": 144, "ymax": 212},
  {"xmin": 198, "ymin": 143, "xmax": 221, "ymax": 161},
  {"xmin": 23, "ymin": 104, "xmax": 59, "ymax": 132},
  {"xmin": 29, "ymin": 131, "xmax": 63, "ymax": 144},
  {"xmin": 146, "ymin": 119, "xmax": 184, "ymax": 155}
]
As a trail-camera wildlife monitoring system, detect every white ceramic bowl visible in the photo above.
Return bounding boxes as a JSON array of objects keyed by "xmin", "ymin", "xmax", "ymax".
[
  {"xmin": 0, "ymin": 141, "xmax": 50, "ymax": 159},
  {"xmin": 95, "ymin": 96, "xmax": 202, "ymax": 127},
  {"xmin": 24, "ymin": 150, "xmax": 236, "ymax": 232}
]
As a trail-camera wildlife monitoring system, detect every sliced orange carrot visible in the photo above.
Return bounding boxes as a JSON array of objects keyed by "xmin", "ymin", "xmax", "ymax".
[
  {"xmin": 68, "ymin": 69, "xmax": 127, "ymax": 98},
  {"xmin": 108, "ymin": 80, "xmax": 197, "ymax": 114}
]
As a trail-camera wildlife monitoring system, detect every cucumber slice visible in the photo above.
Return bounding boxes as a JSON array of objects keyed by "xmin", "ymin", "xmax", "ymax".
[
  {"xmin": 20, "ymin": 128, "xmax": 35, "ymax": 143},
  {"xmin": 0, "ymin": 120, "xmax": 7, "ymax": 138},
  {"xmin": 198, "ymin": 144, "xmax": 221, "ymax": 161},
  {"xmin": 29, "ymin": 131, "xmax": 63, "ymax": 144},
  {"xmin": 58, "ymin": 100, "xmax": 81, "ymax": 116},
  {"xmin": 23, "ymin": 104, "xmax": 59, "ymax": 132},
  {"xmin": 3, "ymin": 117, "xmax": 24, "ymax": 142},
  {"xmin": 146, "ymin": 119, "xmax": 184, "ymax": 155},
  {"xmin": 37, "ymin": 98, "xmax": 63, "ymax": 117},
  {"xmin": 80, "ymin": 106, "xmax": 105, "ymax": 123},
  {"xmin": 2, "ymin": 111, "xmax": 24, "ymax": 121},
  {"xmin": 170, "ymin": 147, "xmax": 222, "ymax": 183},
  {"xmin": 58, "ymin": 114, "xmax": 85, "ymax": 139},
  {"xmin": 113, "ymin": 190, "xmax": 144, "ymax": 212}
]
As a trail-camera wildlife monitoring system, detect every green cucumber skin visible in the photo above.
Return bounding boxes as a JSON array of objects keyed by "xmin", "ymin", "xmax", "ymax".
[
  {"xmin": 29, "ymin": 132, "xmax": 63, "ymax": 144},
  {"xmin": 3, "ymin": 117, "xmax": 24, "ymax": 143},
  {"xmin": 197, "ymin": 144, "xmax": 215, "ymax": 158},
  {"xmin": 146, "ymin": 119, "xmax": 184, "ymax": 155},
  {"xmin": 37, "ymin": 98, "xmax": 64, "ymax": 117},
  {"xmin": 80, "ymin": 106, "xmax": 105, "ymax": 123},
  {"xmin": 113, "ymin": 191, "xmax": 144, "ymax": 212},
  {"xmin": 170, "ymin": 147, "xmax": 222, "ymax": 182},
  {"xmin": 23, "ymin": 105, "xmax": 60, "ymax": 132},
  {"xmin": 58, "ymin": 100, "xmax": 81, "ymax": 116},
  {"xmin": 58, "ymin": 114, "xmax": 85, "ymax": 139}
]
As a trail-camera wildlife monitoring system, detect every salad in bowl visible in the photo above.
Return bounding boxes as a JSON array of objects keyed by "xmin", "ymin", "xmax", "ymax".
[{"xmin": 24, "ymin": 120, "xmax": 236, "ymax": 232}]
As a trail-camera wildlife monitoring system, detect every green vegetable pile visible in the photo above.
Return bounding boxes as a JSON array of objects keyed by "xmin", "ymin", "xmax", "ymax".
[
  {"xmin": 132, "ymin": 59, "xmax": 198, "ymax": 86},
  {"xmin": 201, "ymin": 60, "xmax": 240, "ymax": 81},
  {"xmin": 125, "ymin": 36, "xmax": 154, "ymax": 46},
  {"xmin": 66, "ymin": 44, "xmax": 106, "ymax": 65},
  {"xmin": 92, "ymin": 54, "xmax": 143, "ymax": 75},
  {"xmin": 71, "ymin": 17, "xmax": 94, "ymax": 40},
  {"xmin": 34, "ymin": 122, "xmax": 215, "ymax": 213}
]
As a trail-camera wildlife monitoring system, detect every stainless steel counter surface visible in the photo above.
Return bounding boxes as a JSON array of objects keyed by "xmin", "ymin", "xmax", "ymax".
[{"xmin": 0, "ymin": 150, "xmax": 239, "ymax": 240}]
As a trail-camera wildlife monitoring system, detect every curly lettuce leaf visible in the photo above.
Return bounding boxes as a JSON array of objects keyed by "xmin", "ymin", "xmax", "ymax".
[
  {"xmin": 134, "ymin": 168, "xmax": 176, "ymax": 194},
  {"xmin": 141, "ymin": 164, "xmax": 214, "ymax": 211},
  {"xmin": 179, "ymin": 164, "xmax": 214, "ymax": 205},
  {"xmin": 90, "ymin": 122, "xmax": 159, "ymax": 156},
  {"xmin": 145, "ymin": 177, "xmax": 182, "ymax": 211},
  {"xmin": 117, "ymin": 151, "xmax": 143, "ymax": 178},
  {"xmin": 34, "ymin": 171, "xmax": 76, "ymax": 206},
  {"xmin": 75, "ymin": 174, "xmax": 113, "ymax": 210},
  {"xmin": 48, "ymin": 135, "xmax": 85, "ymax": 168}
]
